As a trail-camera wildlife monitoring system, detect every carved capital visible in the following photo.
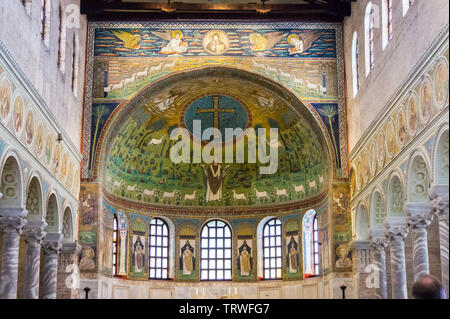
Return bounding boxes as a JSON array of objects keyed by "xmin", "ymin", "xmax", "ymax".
[
  {"xmin": 432, "ymin": 197, "xmax": 449, "ymax": 220},
  {"xmin": 429, "ymin": 184, "xmax": 449, "ymax": 219},
  {"xmin": 42, "ymin": 233, "xmax": 63, "ymax": 255},
  {"xmin": 385, "ymin": 217, "xmax": 408, "ymax": 243},
  {"xmin": 404, "ymin": 202, "xmax": 433, "ymax": 231},
  {"xmin": 370, "ymin": 237, "xmax": 387, "ymax": 250},
  {"xmin": 23, "ymin": 221, "xmax": 48, "ymax": 245},
  {"xmin": 0, "ymin": 216, "xmax": 27, "ymax": 235}
]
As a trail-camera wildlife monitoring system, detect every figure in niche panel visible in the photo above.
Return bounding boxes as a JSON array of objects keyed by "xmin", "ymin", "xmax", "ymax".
[
  {"xmin": 286, "ymin": 236, "xmax": 299, "ymax": 274},
  {"xmin": 13, "ymin": 96, "xmax": 23, "ymax": 133},
  {"xmin": 0, "ymin": 78, "xmax": 11, "ymax": 120},
  {"xmin": 237, "ymin": 240, "xmax": 252, "ymax": 277},
  {"xmin": 152, "ymin": 30, "xmax": 188, "ymax": 55},
  {"xmin": 180, "ymin": 240, "xmax": 195, "ymax": 276},
  {"xmin": 132, "ymin": 235, "xmax": 146, "ymax": 273},
  {"xmin": 79, "ymin": 247, "xmax": 96, "ymax": 270},
  {"xmin": 335, "ymin": 244, "xmax": 352, "ymax": 270}
]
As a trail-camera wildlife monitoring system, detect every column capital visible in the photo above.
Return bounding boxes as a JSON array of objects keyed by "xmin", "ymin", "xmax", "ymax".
[
  {"xmin": 60, "ymin": 242, "xmax": 82, "ymax": 256},
  {"xmin": 42, "ymin": 233, "xmax": 63, "ymax": 255},
  {"xmin": 404, "ymin": 202, "xmax": 433, "ymax": 230},
  {"xmin": 0, "ymin": 207, "xmax": 28, "ymax": 218},
  {"xmin": 0, "ymin": 216, "xmax": 27, "ymax": 235},
  {"xmin": 370, "ymin": 229, "xmax": 388, "ymax": 248},
  {"xmin": 429, "ymin": 184, "xmax": 449, "ymax": 219},
  {"xmin": 23, "ymin": 221, "xmax": 48, "ymax": 245},
  {"xmin": 385, "ymin": 217, "xmax": 408, "ymax": 242},
  {"xmin": 350, "ymin": 240, "xmax": 371, "ymax": 251}
]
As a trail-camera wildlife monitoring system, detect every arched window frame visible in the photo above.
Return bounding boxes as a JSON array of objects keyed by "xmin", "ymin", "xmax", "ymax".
[
  {"xmin": 382, "ymin": 0, "xmax": 393, "ymax": 49},
  {"xmin": 57, "ymin": 3, "xmax": 67, "ymax": 73},
  {"xmin": 303, "ymin": 210, "xmax": 319, "ymax": 278},
  {"xmin": 402, "ymin": 0, "xmax": 414, "ymax": 16},
  {"xmin": 112, "ymin": 214, "xmax": 119, "ymax": 276},
  {"xmin": 71, "ymin": 33, "xmax": 80, "ymax": 97},
  {"xmin": 352, "ymin": 32, "xmax": 360, "ymax": 97},
  {"xmin": 21, "ymin": 0, "xmax": 32, "ymax": 15},
  {"xmin": 200, "ymin": 220, "xmax": 232, "ymax": 281},
  {"xmin": 40, "ymin": 0, "xmax": 51, "ymax": 47},
  {"xmin": 262, "ymin": 218, "xmax": 282, "ymax": 280},
  {"xmin": 364, "ymin": 2, "xmax": 376, "ymax": 76},
  {"xmin": 148, "ymin": 218, "xmax": 170, "ymax": 279},
  {"xmin": 312, "ymin": 214, "xmax": 319, "ymax": 276}
]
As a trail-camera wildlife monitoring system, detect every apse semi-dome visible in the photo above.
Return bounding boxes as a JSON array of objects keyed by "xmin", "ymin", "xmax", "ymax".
[{"xmin": 102, "ymin": 67, "xmax": 330, "ymax": 210}]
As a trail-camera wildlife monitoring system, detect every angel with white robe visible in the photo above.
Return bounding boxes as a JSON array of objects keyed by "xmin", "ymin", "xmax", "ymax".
[
  {"xmin": 287, "ymin": 31, "xmax": 328, "ymax": 55},
  {"xmin": 152, "ymin": 30, "xmax": 188, "ymax": 55}
]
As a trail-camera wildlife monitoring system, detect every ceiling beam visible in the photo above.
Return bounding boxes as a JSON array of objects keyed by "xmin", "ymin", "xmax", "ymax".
[{"xmin": 80, "ymin": 0, "xmax": 354, "ymax": 21}]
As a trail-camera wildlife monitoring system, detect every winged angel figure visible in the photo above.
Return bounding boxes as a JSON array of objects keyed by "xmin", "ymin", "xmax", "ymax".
[
  {"xmin": 249, "ymin": 31, "xmax": 288, "ymax": 51},
  {"xmin": 287, "ymin": 31, "xmax": 328, "ymax": 55},
  {"xmin": 111, "ymin": 30, "xmax": 142, "ymax": 50},
  {"xmin": 151, "ymin": 30, "xmax": 188, "ymax": 55}
]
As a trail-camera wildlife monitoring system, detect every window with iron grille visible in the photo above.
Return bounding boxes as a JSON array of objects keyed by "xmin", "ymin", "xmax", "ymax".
[
  {"xmin": 200, "ymin": 220, "xmax": 232, "ymax": 281},
  {"xmin": 112, "ymin": 214, "xmax": 119, "ymax": 276},
  {"xmin": 149, "ymin": 218, "xmax": 169, "ymax": 279},
  {"xmin": 263, "ymin": 218, "xmax": 282, "ymax": 280}
]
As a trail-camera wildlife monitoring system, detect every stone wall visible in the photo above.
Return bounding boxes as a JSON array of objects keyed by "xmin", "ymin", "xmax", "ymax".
[
  {"xmin": 0, "ymin": 0, "xmax": 87, "ymax": 149},
  {"xmin": 344, "ymin": 0, "xmax": 449, "ymax": 151}
]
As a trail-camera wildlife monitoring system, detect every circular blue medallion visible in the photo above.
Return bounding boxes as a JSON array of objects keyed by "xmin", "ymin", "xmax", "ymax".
[{"xmin": 184, "ymin": 95, "xmax": 248, "ymax": 142}]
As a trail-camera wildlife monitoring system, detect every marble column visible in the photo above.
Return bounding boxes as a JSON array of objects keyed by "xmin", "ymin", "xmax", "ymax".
[
  {"xmin": 41, "ymin": 233, "xmax": 62, "ymax": 299},
  {"xmin": 22, "ymin": 221, "xmax": 47, "ymax": 299},
  {"xmin": 370, "ymin": 231, "xmax": 388, "ymax": 299},
  {"xmin": 351, "ymin": 240, "xmax": 373, "ymax": 299},
  {"xmin": 429, "ymin": 184, "xmax": 449, "ymax": 298},
  {"xmin": 405, "ymin": 202, "xmax": 433, "ymax": 280},
  {"xmin": 57, "ymin": 242, "xmax": 82, "ymax": 299},
  {"xmin": 0, "ymin": 208, "xmax": 28, "ymax": 299},
  {"xmin": 385, "ymin": 217, "xmax": 408, "ymax": 299}
]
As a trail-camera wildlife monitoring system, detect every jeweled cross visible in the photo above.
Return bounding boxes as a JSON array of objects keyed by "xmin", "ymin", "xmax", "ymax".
[{"xmin": 196, "ymin": 96, "xmax": 236, "ymax": 130}]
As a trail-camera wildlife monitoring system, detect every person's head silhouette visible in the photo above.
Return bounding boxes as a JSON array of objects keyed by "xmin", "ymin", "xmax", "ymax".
[{"xmin": 412, "ymin": 274, "xmax": 446, "ymax": 299}]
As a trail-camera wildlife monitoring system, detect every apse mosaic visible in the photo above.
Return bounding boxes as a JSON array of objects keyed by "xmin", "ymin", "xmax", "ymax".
[
  {"xmin": 83, "ymin": 22, "xmax": 348, "ymax": 185},
  {"xmin": 103, "ymin": 68, "xmax": 330, "ymax": 207}
]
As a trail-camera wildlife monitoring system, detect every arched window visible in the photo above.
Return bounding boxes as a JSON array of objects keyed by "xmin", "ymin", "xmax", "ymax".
[
  {"xmin": 262, "ymin": 218, "xmax": 282, "ymax": 280},
  {"xmin": 21, "ymin": 0, "xmax": 32, "ymax": 15},
  {"xmin": 382, "ymin": 0, "xmax": 393, "ymax": 49},
  {"xmin": 402, "ymin": 0, "xmax": 414, "ymax": 16},
  {"xmin": 57, "ymin": 4, "xmax": 67, "ymax": 73},
  {"xmin": 303, "ymin": 210, "xmax": 319, "ymax": 277},
  {"xmin": 40, "ymin": 0, "xmax": 50, "ymax": 47},
  {"xmin": 149, "ymin": 218, "xmax": 169, "ymax": 279},
  {"xmin": 71, "ymin": 33, "xmax": 80, "ymax": 97},
  {"xmin": 112, "ymin": 214, "xmax": 119, "ymax": 276},
  {"xmin": 351, "ymin": 32, "xmax": 360, "ymax": 97},
  {"xmin": 364, "ymin": 2, "xmax": 376, "ymax": 76},
  {"xmin": 200, "ymin": 220, "xmax": 232, "ymax": 281}
]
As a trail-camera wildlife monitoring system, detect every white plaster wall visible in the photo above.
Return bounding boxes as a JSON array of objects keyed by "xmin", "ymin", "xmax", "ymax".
[
  {"xmin": 344, "ymin": 0, "xmax": 449, "ymax": 151},
  {"xmin": 0, "ymin": 0, "xmax": 87, "ymax": 149}
]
